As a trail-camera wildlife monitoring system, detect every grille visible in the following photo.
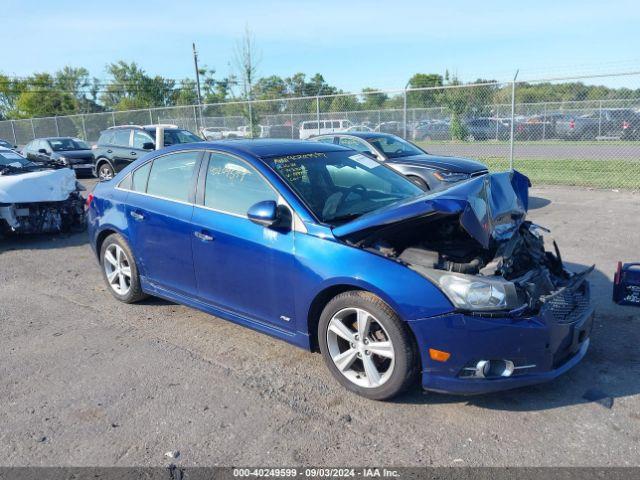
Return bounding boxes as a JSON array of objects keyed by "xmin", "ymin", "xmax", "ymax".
[{"xmin": 543, "ymin": 282, "xmax": 591, "ymax": 324}]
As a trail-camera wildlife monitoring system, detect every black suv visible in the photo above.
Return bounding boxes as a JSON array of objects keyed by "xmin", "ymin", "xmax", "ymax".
[{"xmin": 93, "ymin": 125, "xmax": 202, "ymax": 180}]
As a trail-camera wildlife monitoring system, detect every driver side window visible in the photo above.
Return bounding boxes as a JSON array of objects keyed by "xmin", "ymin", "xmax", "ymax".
[{"xmin": 204, "ymin": 153, "xmax": 277, "ymax": 217}]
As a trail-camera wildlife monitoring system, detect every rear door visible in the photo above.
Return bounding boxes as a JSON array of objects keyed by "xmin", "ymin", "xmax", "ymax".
[{"xmin": 125, "ymin": 150, "xmax": 202, "ymax": 297}]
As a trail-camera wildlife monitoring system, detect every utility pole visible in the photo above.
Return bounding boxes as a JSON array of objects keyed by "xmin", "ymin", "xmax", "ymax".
[{"xmin": 193, "ymin": 42, "xmax": 203, "ymax": 131}]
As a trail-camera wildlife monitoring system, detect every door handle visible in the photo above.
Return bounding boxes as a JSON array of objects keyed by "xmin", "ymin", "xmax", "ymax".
[
  {"xmin": 130, "ymin": 152, "xmax": 137, "ymax": 156},
  {"xmin": 194, "ymin": 231, "xmax": 214, "ymax": 242},
  {"xmin": 130, "ymin": 211, "xmax": 145, "ymax": 221},
  {"xmin": 107, "ymin": 149, "xmax": 113, "ymax": 153}
]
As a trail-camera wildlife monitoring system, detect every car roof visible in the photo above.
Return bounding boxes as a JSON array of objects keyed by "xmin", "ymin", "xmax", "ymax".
[
  {"xmin": 37, "ymin": 136, "xmax": 82, "ymax": 141},
  {"xmin": 210, "ymin": 139, "xmax": 347, "ymax": 159}
]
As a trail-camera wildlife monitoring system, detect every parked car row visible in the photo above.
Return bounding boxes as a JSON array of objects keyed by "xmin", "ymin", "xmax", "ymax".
[{"xmin": 410, "ymin": 108, "xmax": 640, "ymax": 141}]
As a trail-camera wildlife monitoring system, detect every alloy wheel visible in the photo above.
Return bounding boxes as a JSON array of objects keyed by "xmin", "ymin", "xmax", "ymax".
[
  {"xmin": 103, "ymin": 244, "xmax": 132, "ymax": 296},
  {"xmin": 99, "ymin": 165, "xmax": 114, "ymax": 181},
  {"xmin": 326, "ymin": 307, "xmax": 395, "ymax": 389}
]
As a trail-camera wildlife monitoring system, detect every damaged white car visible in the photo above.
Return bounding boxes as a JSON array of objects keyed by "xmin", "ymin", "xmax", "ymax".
[{"xmin": 0, "ymin": 146, "xmax": 85, "ymax": 236}]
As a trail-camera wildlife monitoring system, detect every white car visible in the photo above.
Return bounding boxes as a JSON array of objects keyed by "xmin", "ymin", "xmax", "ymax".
[
  {"xmin": 200, "ymin": 127, "xmax": 229, "ymax": 140},
  {"xmin": 223, "ymin": 125, "xmax": 270, "ymax": 139},
  {"xmin": 299, "ymin": 119, "xmax": 353, "ymax": 139},
  {"xmin": 0, "ymin": 146, "xmax": 85, "ymax": 235}
]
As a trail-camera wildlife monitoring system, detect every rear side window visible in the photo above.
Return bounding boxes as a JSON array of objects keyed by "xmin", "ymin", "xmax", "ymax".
[
  {"xmin": 204, "ymin": 153, "xmax": 277, "ymax": 216},
  {"xmin": 132, "ymin": 162, "xmax": 152, "ymax": 192},
  {"xmin": 146, "ymin": 151, "xmax": 198, "ymax": 202},
  {"xmin": 113, "ymin": 129, "xmax": 131, "ymax": 147}
]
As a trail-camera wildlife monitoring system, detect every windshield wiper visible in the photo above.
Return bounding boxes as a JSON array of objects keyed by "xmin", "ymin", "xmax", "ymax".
[{"xmin": 327, "ymin": 212, "xmax": 363, "ymax": 224}]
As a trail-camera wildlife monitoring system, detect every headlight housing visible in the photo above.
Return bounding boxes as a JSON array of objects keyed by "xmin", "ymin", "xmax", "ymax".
[
  {"xmin": 433, "ymin": 171, "xmax": 470, "ymax": 183},
  {"xmin": 429, "ymin": 271, "xmax": 521, "ymax": 311},
  {"xmin": 57, "ymin": 156, "xmax": 69, "ymax": 165}
]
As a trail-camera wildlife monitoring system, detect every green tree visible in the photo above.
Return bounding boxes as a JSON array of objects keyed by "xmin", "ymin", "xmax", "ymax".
[
  {"xmin": 407, "ymin": 73, "xmax": 444, "ymax": 108},
  {"xmin": 361, "ymin": 88, "xmax": 388, "ymax": 110},
  {"xmin": 101, "ymin": 61, "xmax": 176, "ymax": 110}
]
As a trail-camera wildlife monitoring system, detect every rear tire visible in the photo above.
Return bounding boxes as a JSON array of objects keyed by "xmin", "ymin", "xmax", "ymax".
[
  {"xmin": 318, "ymin": 291, "xmax": 419, "ymax": 400},
  {"xmin": 100, "ymin": 233, "xmax": 147, "ymax": 304}
]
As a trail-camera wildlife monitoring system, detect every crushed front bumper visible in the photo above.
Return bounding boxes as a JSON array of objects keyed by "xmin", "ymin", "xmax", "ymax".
[{"xmin": 408, "ymin": 280, "xmax": 594, "ymax": 395}]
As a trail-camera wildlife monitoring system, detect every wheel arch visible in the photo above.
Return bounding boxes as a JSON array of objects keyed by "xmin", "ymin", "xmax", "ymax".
[
  {"xmin": 95, "ymin": 157, "xmax": 115, "ymax": 172},
  {"xmin": 305, "ymin": 281, "xmax": 415, "ymax": 353}
]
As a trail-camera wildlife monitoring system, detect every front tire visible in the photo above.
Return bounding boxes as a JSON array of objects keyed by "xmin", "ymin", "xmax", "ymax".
[
  {"xmin": 318, "ymin": 291, "xmax": 419, "ymax": 400},
  {"xmin": 100, "ymin": 233, "xmax": 147, "ymax": 303},
  {"xmin": 97, "ymin": 162, "xmax": 115, "ymax": 181}
]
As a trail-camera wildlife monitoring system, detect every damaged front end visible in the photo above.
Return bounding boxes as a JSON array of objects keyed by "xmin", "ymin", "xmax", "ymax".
[
  {"xmin": 333, "ymin": 170, "xmax": 593, "ymax": 318},
  {"xmin": 0, "ymin": 167, "xmax": 86, "ymax": 235}
]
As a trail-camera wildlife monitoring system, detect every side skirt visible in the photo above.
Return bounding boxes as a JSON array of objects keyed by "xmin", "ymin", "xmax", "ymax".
[{"xmin": 140, "ymin": 276, "xmax": 312, "ymax": 351}]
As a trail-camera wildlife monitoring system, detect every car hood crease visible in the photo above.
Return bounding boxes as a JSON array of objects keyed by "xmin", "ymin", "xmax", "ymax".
[{"xmin": 332, "ymin": 170, "xmax": 530, "ymax": 249}]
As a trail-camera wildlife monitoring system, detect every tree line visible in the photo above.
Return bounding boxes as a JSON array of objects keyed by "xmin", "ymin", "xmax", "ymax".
[{"xmin": 1, "ymin": 63, "xmax": 638, "ymax": 121}]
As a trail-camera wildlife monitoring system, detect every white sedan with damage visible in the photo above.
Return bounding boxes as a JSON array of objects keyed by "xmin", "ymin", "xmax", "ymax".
[{"xmin": 0, "ymin": 147, "xmax": 85, "ymax": 236}]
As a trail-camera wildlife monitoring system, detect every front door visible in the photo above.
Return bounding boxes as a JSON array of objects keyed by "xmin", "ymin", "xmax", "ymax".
[
  {"xmin": 126, "ymin": 150, "xmax": 202, "ymax": 297},
  {"xmin": 191, "ymin": 151, "xmax": 297, "ymax": 330}
]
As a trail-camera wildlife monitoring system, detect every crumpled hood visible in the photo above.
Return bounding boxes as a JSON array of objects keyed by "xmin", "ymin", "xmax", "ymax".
[
  {"xmin": 0, "ymin": 168, "xmax": 78, "ymax": 203},
  {"xmin": 391, "ymin": 153, "xmax": 487, "ymax": 174},
  {"xmin": 332, "ymin": 170, "xmax": 530, "ymax": 249}
]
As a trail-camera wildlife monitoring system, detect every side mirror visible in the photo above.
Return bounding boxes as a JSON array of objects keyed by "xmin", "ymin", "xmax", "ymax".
[
  {"xmin": 38, "ymin": 148, "xmax": 48, "ymax": 154},
  {"xmin": 142, "ymin": 142, "xmax": 155, "ymax": 150},
  {"xmin": 247, "ymin": 200, "xmax": 290, "ymax": 229}
]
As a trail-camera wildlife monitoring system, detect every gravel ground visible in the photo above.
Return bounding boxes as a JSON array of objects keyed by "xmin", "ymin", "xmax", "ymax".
[{"xmin": 0, "ymin": 181, "xmax": 639, "ymax": 467}]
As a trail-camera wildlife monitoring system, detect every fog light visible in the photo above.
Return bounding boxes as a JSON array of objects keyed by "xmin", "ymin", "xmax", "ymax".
[{"xmin": 467, "ymin": 359, "xmax": 515, "ymax": 378}]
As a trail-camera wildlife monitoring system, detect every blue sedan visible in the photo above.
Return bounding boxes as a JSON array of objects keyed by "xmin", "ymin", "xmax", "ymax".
[{"xmin": 87, "ymin": 139, "xmax": 593, "ymax": 400}]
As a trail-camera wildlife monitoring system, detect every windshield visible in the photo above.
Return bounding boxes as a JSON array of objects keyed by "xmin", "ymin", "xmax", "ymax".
[
  {"xmin": 0, "ymin": 150, "xmax": 33, "ymax": 167},
  {"xmin": 366, "ymin": 135, "xmax": 424, "ymax": 159},
  {"xmin": 266, "ymin": 151, "xmax": 423, "ymax": 225},
  {"xmin": 49, "ymin": 138, "xmax": 90, "ymax": 151}
]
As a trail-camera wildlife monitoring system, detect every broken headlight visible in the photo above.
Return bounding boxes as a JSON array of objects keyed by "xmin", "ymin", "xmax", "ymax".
[{"xmin": 433, "ymin": 272, "xmax": 520, "ymax": 311}]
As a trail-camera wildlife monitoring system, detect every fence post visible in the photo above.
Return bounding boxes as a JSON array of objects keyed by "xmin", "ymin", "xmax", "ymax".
[
  {"xmin": 597, "ymin": 100, "xmax": 603, "ymax": 138},
  {"xmin": 54, "ymin": 116, "xmax": 60, "ymax": 136},
  {"xmin": 290, "ymin": 113, "xmax": 294, "ymax": 139},
  {"xmin": 30, "ymin": 118, "xmax": 36, "ymax": 139},
  {"xmin": 149, "ymin": 109, "xmax": 154, "ymax": 125},
  {"xmin": 509, "ymin": 70, "xmax": 519, "ymax": 171},
  {"xmin": 10, "ymin": 120, "xmax": 17, "ymax": 146},
  {"xmin": 248, "ymin": 101, "xmax": 254, "ymax": 139},
  {"xmin": 111, "ymin": 112, "xmax": 116, "ymax": 127},
  {"xmin": 403, "ymin": 88, "xmax": 408, "ymax": 139},
  {"xmin": 542, "ymin": 103, "xmax": 547, "ymax": 140},
  {"xmin": 316, "ymin": 96, "xmax": 320, "ymax": 135},
  {"xmin": 81, "ymin": 115, "xmax": 87, "ymax": 141}
]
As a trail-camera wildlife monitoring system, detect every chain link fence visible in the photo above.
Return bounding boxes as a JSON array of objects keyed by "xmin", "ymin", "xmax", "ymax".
[{"xmin": 1, "ymin": 73, "xmax": 639, "ymax": 189}]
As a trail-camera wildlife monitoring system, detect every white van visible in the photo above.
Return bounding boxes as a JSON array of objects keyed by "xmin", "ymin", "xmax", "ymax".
[{"xmin": 299, "ymin": 119, "xmax": 352, "ymax": 139}]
